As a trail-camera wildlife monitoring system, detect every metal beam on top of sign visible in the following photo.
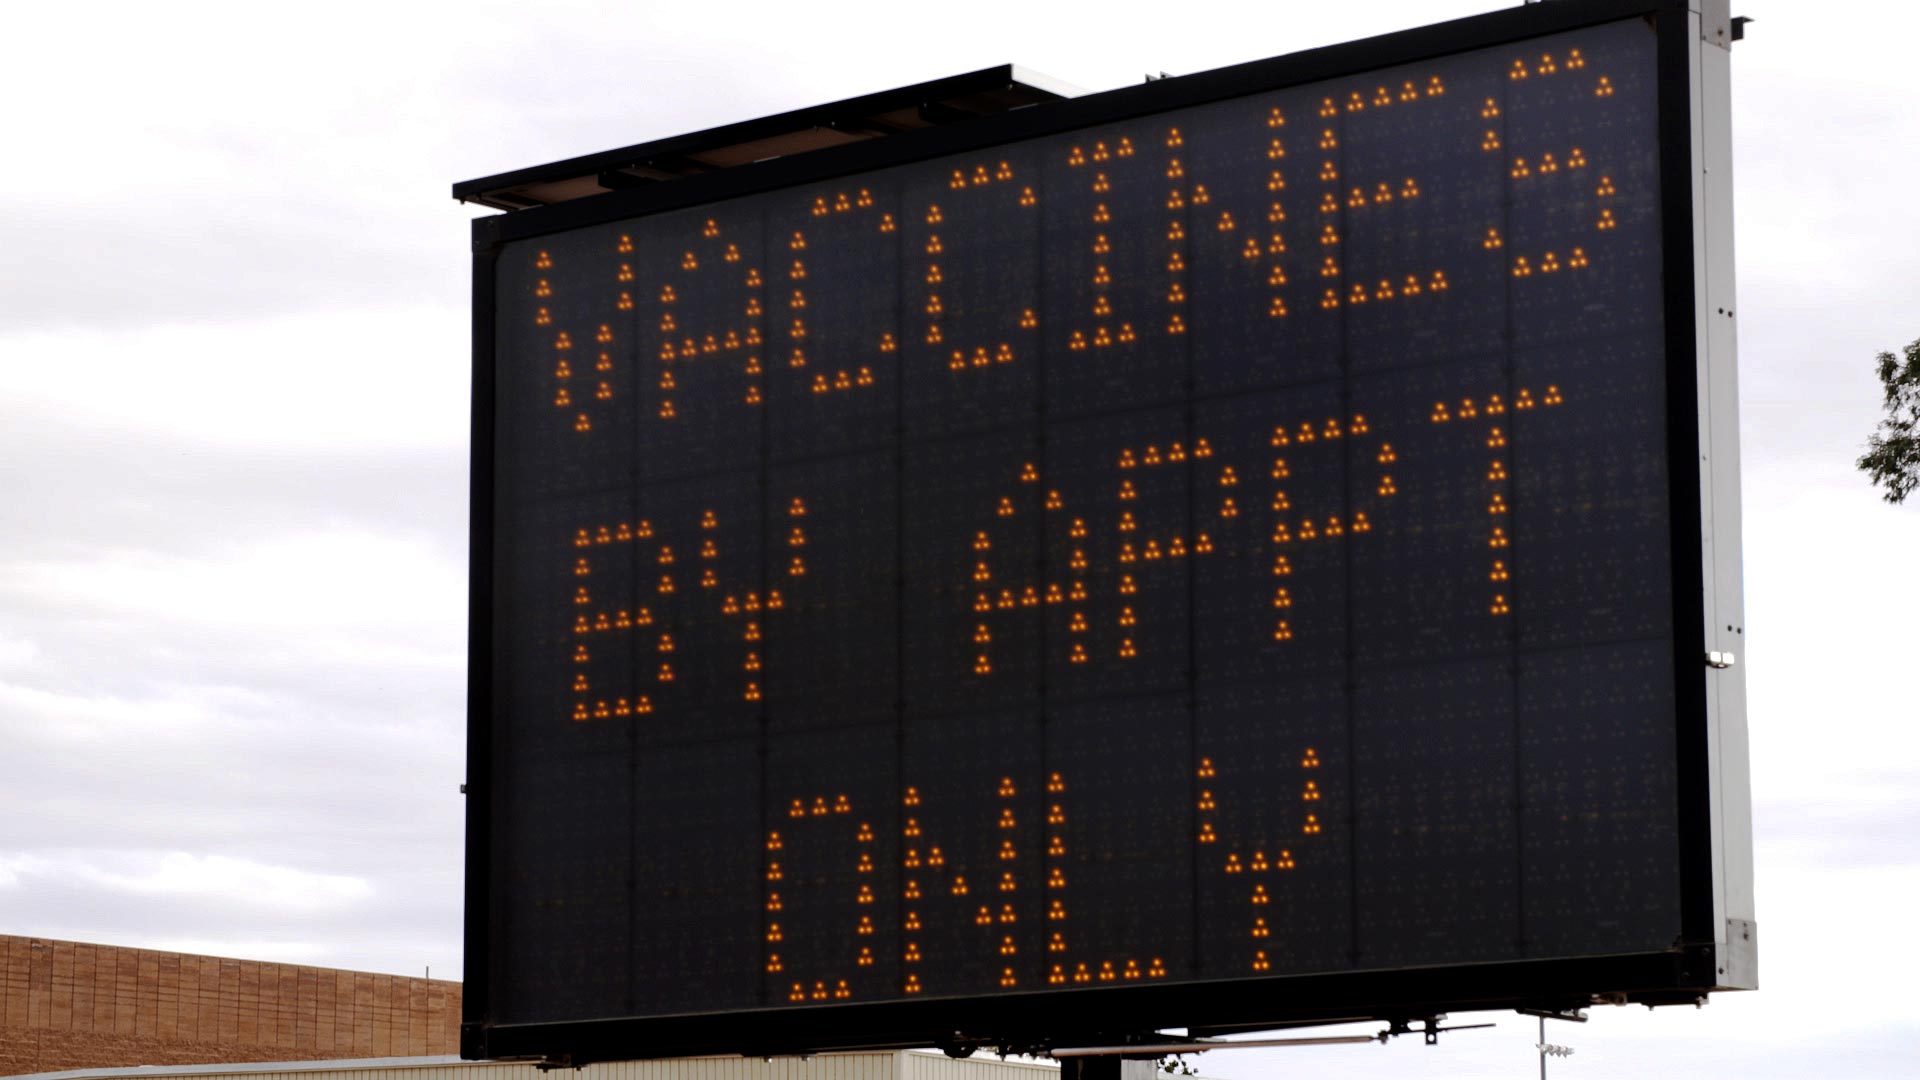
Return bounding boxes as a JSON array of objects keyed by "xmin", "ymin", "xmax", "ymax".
[{"xmin": 465, "ymin": 0, "xmax": 1681, "ymax": 248}]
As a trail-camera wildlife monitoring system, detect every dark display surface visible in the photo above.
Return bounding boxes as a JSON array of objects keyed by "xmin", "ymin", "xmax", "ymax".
[{"xmin": 484, "ymin": 16, "xmax": 1684, "ymax": 1032}]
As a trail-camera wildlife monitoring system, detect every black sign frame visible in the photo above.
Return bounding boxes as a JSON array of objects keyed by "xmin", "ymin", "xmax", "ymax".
[{"xmin": 461, "ymin": 0, "xmax": 1751, "ymax": 1062}]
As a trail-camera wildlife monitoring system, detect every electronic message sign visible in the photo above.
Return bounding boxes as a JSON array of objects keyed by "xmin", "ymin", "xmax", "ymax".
[{"xmin": 459, "ymin": 0, "xmax": 1753, "ymax": 1062}]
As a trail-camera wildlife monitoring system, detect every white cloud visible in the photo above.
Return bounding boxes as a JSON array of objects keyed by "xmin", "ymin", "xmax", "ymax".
[
  {"xmin": 83, "ymin": 853, "xmax": 372, "ymax": 912},
  {"xmin": 0, "ymin": 636, "xmax": 40, "ymax": 671},
  {"xmin": 0, "ymin": 852, "xmax": 367, "ymax": 916},
  {"xmin": 9, "ymin": 527, "xmax": 463, "ymax": 642},
  {"xmin": 0, "ymin": 309, "xmax": 468, "ymax": 451}
]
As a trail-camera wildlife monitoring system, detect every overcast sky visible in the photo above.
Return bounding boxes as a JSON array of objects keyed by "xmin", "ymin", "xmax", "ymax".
[{"xmin": 2, "ymin": 0, "xmax": 1916, "ymax": 1076}]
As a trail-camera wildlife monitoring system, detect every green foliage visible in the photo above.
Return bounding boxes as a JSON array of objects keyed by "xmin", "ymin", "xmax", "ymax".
[
  {"xmin": 1156, "ymin": 1057, "xmax": 1196, "ymax": 1076},
  {"xmin": 1858, "ymin": 338, "xmax": 1920, "ymax": 504}
]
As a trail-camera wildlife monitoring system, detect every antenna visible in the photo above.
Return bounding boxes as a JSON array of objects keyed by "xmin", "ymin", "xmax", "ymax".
[{"xmin": 1535, "ymin": 1016, "xmax": 1575, "ymax": 1078}]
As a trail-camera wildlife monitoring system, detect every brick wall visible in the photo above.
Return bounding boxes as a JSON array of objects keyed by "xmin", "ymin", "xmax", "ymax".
[{"xmin": 0, "ymin": 936, "xmax": 461, "ymax": 1076}]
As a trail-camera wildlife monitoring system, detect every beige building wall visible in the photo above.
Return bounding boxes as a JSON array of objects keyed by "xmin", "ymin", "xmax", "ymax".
[
  {"xmin": 0, "ymin": 937, "xmax": 460, "ymax": 1076},
  {"xmin": 13, "ymin": 1050, "xmax": 1102, "ymax": 1080}
]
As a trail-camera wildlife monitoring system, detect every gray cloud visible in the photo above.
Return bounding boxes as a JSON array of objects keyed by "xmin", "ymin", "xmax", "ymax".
[
  {"xmin": 0, "ymin": 401, "xmax": 466, "ymax": 976},
  {"xmin": 0, "ymin": 406, "xmax": 464, "ymax": 563},
  {"xmin": 0, "ymin": 201, "xmax": 461, "ymax": 335}
]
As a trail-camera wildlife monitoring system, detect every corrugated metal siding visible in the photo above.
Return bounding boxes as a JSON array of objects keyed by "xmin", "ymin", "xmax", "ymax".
[
  {"xmin": 589, "ymin": 1053, "xmax": 900, "ymax": 1080},
  {"xmin": 18, "ymin": 1050, "xmax": 1067, "ymax": 1080},
  {"xmin": 901, "ymin": 1052, "xmax": 1060, "ymax": 1080},
  {"xmin": 593, "ymin": 1050, "xmax": 900, "ymax": 1080}
]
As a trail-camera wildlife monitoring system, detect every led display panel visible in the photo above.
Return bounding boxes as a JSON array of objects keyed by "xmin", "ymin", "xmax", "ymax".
[{"xmin": 467, "ymin": 2, "xmax": 1749, "ymax": 1060}]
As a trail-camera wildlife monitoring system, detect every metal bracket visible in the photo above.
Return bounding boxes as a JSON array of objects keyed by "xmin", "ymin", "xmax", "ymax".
[
  {"xmin": 1516, "ymin": 1007, "xmax": 1588, "ymax": 1023},
  {"xmin": 1720, "ymin": 918, "xmax": 1759, "ymax": 989},
  {"xmin": 1052, "ymin": 1016, "xmax": 1493, "ymax": 1058},
  {"xmin": 1379, "ymin": 1016, "xmax": 1497, "ymax": 1046}
]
